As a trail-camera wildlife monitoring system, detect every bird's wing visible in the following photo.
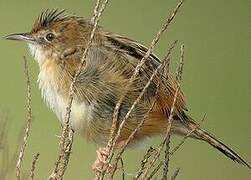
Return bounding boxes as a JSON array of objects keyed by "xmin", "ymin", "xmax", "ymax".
[
  {"xmin": 103, "ymin": 33, "xmax": 160, "ymax": 67},
  {"xmin": 102, "ymin": 32, "xmax": 187, "ymax": 116}
]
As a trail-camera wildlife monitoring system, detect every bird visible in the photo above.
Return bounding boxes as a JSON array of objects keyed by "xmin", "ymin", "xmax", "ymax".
[{"xmin": 5, "ymin": 9, "xmax": 250, "ymax": 170}]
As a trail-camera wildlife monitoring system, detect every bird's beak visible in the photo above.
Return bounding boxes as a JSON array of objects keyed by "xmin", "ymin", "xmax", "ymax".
[{"xmin": 4, "ymin": 33, "xmax": 35, "ymax": 43}]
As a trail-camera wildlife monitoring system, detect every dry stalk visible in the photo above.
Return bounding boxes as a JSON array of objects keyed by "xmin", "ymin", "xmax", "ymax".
[
  {"xmin": 120, "ymin": 158, "xmax": 125, "ymax": 180},
  {"xmin": 100, "ymin": 1, "xmax": 184, "ymax": 179},
  {"xmin": 162, "ymin": 44, "xmax": 185, "ymax": 180},
  {"xmin": 0, "ymin": 113, "xmax": 33, "ymax": 180},
  {"xmin": 138, "ymin": 97, "xmax": 175, "ymax": 180},
  {"xmin": 109, "ymin": 41, "xmax": 178, "ymax": 179},
  {"xmin": 146, "ymin": 161, "xmax": 163, "ymax": 180},
  {"xmin": 139, "ymin": 44, "xmax": 185, "ymax": 180},
  {"xmin": 108, "ymin": 0, "xmax": 184, "ymax": 151},
  {"xmin": 30, "ymin": 153, "xmax": 40, "ymax": 180},
  {"xmin": 162, "ymin": 134, "xmax": 171, "ymax": 180},
  {"xmin": 163, "ymin": 40, "xmax": 178, "ymax": 75},
  {"xmin": 48, "ymin": 0, "xmax": 110, "ymax": 179},
  {"xmin": 170, "ymin": 114, "xmax": 206, "ymax": 156},
  {"xmin": 16, "ymin": 56, "xmax": 33, "ymax": 180},
  {"xmin": 121, "ymin": 41, "xmax": 176, "ymax": 180},
  {"xmin": 109, "ymin": 63, "xmax": 162, "ymax": 178},
  {"xmin": 171, "ymin": 168, "xmax": 180, "ymax": 180},
  {"xmin": 175, "ymin": 45, "xmax": 185, "ymax": 82},
  {"xmin": 134, "ymin": 147, "xmax": 157, "ymax": 179},
  {"xmin": 1, "ymin": 116, "xmax": 26, "ymax": 180},
  {"xmin": 92, "ymin": 0, "xmax": 101, "ymax": 23}
]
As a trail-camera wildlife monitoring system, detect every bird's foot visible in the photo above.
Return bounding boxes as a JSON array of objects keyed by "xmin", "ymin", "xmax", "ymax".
[{"xmin": 92, "ymin": 147, "xmax": 114, "ymax": 173}]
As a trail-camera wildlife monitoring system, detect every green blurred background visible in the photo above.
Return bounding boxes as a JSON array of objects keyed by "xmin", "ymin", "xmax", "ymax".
[{"xmin": 0, "ymin": 0, "xmax": 250, "ymax": 179}]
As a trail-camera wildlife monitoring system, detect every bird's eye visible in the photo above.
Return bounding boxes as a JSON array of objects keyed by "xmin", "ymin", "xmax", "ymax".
[{"xmin": 45, "ymin": 33, "xmax": 55, "ymax": 42}]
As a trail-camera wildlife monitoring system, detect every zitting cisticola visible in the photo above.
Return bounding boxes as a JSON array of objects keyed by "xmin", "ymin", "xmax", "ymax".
[{"xmin": 5, "ymin": 10, "xmax": 250, "ymax": 168}]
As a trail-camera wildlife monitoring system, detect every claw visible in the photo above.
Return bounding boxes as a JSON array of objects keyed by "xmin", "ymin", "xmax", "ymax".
[{"xmin": 92, "ymin": 147, "xmax": 114, "ymax": 173}]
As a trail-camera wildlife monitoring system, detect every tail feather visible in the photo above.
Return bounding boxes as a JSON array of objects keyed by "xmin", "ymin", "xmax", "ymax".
[{"xmin": 186, "ymin": 120, "xmax": 251, "ymax": 169}]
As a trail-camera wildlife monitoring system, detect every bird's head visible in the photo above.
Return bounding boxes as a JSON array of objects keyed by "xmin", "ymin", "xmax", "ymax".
[{"xmin": 5, "ymin": 9, "xmax": 92, "ymax": 65}]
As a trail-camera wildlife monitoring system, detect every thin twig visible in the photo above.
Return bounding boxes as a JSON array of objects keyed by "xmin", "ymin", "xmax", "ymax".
[
  {"xmin": 49, "ymin": 0, "xmax": 110, "ymax": 179},
  {"xmin": 109, "ymin": 60, "xmax": 163, "ymax": 178},
  {"xmin": 162, "ymin": 44, "xmax": 185, "ymax": 180},
  {"xmin": 139, "ymin": 44, "xmax": 186, "ymax": 180},
  {"xmin": 109, "ymin": 41, "xmax": 178, "ymax": 179},
  {"xmin": 30, "ymin": 153, "xmax": 40, "ymax": 180},
  {"xmin": 162, "ymin": 134, "xmax": 171, "ymax": 180},
  {"xmin": 102, "ymin": 1, "xmax": 184, "ymax": 178},
  {"xmin": 108, "ymin": 0, "xmax": 184, "ymax": 151},
  {"xmin": 171, "ymin": 168, "xmax": 180, "ymax": 180},
  {"xmin": 146, "ymin": 161, "xmax": 163, "ymax": 180},
  {"xmin": 92, "ymin": 0, "xmax": 101, "ymax": 23},
  {"xmin": 164, "ymin": 40, "xmax": 178, "ymax": 74},
  {"xmin": 134, "ymin": 147, "xmax": 156, "ymax": 179},
  {"xmin": 138, "ymin": 92, "xmax": 176, "ymax": 180},
  {"xmin": 134, "ymin": 41, "xmax": 177, "ymax": 180},
  {"xmin": 7, "ymin": 121, "xmax": 25, "ymax": 180},
  {"xmin": 120, "ymin": 157, "xmax": 125, "ymax": 180},
  {"xmin": 176, "ymin": 45, "xmax": 185, "ymax": 82},
  {"xmin": 16, "ymin": 56, "xmax": 33, "ymax": 180},
  {"xmin": 170, "ymin": 114, "xmax": 206, "ymax": 156},
  {"xmin": 139, "ymin": 88, "xmax": 176, "ymax": 179}
]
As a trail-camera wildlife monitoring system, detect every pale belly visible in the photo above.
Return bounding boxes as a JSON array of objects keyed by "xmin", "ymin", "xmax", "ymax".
[
  {"xmin": 29, "ymin": 45, "xmax": 93, "ymax": 134},
  {"xmin": 38, "ymin": 76, "xmax": 92, "ymax": 132}
]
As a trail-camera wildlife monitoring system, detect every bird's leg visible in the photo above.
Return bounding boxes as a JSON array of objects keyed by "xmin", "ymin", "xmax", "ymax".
[
  {"xmin": 92, "ymin": 147, "xmax": 113, "ymax": 173},
  {"xmin": 92, "ymin": 140, "xmax": 127, "ymax": 173}
]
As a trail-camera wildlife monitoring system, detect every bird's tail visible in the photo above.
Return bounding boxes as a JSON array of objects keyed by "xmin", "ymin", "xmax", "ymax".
[{"xmin": 185, "ymin": 119, "xmax": 251, "ymax": 169}]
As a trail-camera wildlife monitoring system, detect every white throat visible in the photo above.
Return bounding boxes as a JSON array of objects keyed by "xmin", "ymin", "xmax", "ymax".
[
  {"xmin": 28, "ymin": 43, "xmax": 48, "ymax": 66},
  {"xmin": 28, "ymin": 43, "xmax": 92, "ymax": 132}
]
